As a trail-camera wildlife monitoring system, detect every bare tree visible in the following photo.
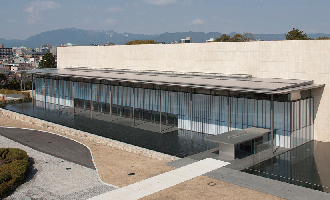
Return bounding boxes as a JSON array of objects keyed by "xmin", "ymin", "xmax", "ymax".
[{"xmin": 243, "ymin": 32, "xmax": 256, "ymax": 41}]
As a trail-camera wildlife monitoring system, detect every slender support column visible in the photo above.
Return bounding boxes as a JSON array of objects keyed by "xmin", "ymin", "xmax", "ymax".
[
  {"xmin": 57, "ymin": 78, "xmax": 60, "ymax": 110},
  {"xmin": 165, "ymin": 89, "xmax": 168, "ymax": 125},
  {"xmin": 190, "ymin": 89, "xmax": 193, "ymax": 133},
  {"xmin": 20, "ymin": 73, "xmax": 23, "ymax": 91},
  {"xmin": 271, "ymin": 94, "xmax": 274, "ymax": 153},
  {"xmin": 83, "ymin": 82, "xmax": 86, "ymax": 110},
  {"xmin": 159, "ymin": 88, "xmax": 162, "ymax": 133},
  {"xmin": 121, "ymin": 85, "xmax": 123, "ymax": 117},
  {"xmin": 227, "ymin": 91, "xmax": 230, "ymax": 132},
  {"xmin": 116, "ymin": 85, "xmax": 119, "ymax": 115},
  {"xmin": 139, "ymin": 88, "xmax": 142, "ymax": 119},
  {"xmin": 149, "ymin": 88, "xmax": 152, "ymax": 121},
  {"xmin": 72, "ymin": 80, "xmax": 75, "ymax": 113},
  {"xmin": 142, "ymin": 88, "xmax": 145, "ymax": 120},
  {"xmin": 44, "ymin": 78, "xmax": 46, "ymax": 109},
  {"xmin": 31, "ymin": 74, "xmax": 34, "ymax": 106},
  {"xmin": 90, "ymin": 81, "xmax": 93, "ymax": 118},
  {"xmin": 154, "ymin": 88, "xmax": 157, "ymax": 122},
  {"xmin": 133, "ymin": 86, "xmax": 135, "ymax": 126},
  {"xmin": 110, "ymin": 85, "xmax": 113, "ymax": 121},
  {"xmin": 103, "ymin": 83, "xmax": 106, "ymax": 112}
]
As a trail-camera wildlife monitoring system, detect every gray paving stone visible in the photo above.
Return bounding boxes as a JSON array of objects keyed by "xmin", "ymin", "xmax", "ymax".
[
  {"xmin": 167, "ymin": 157, "xmax": 197, "ymax": 168},
  {"xmin": 205, "ymin": 167, "xmax": 330, "ymax": 200}
]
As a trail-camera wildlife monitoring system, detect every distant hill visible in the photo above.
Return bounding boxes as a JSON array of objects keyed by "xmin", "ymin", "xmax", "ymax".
[{"xmin": 0, "ymin": 28, "xmax": 329, "ymax": 48}]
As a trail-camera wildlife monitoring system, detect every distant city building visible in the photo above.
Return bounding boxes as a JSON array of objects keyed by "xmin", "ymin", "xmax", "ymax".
[
  {"xmin": 12, "ymin": 47, "xmax": 28, "ymax": 57},
  {"xmin": 181, "ymin": 37, "xmax": 192, "ymax": 43},
  {"xmin": 14, "ymin": 57, "xmax": 26, "ymax": 64},
  {"xmin": 0, "ymin": 46, "xmax": 13, "ymax": 60},
  {"xmin": 50, "ymin": 46, "xmax": 57, "ymax": 55}
]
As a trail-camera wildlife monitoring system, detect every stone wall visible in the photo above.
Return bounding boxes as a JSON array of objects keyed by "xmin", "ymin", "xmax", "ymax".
[
  {"xmin": 57, "ymin": 41, "xmax": 330, "ymax": 142},
  {"xmin": 0, "ymin": 108, "xmax": 179, "ymax": 161}
]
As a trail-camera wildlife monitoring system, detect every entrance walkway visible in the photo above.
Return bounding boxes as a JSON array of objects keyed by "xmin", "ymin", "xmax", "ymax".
[
  {"xmin": 90, "ymin": 158, "xmax": 229, "ymax": 200},
  {"xmin": 0, "ymin": 126, "xmax": 95, "ymax": 169}
]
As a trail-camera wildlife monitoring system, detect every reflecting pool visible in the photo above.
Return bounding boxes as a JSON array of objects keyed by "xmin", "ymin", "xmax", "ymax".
[
  {"xmin": 242, "ymin": 140, "xmax": 330, "ymax": 193},
  {"xmin": 4, "ymin": 102, "xmax": 218, "ymax": 158}
]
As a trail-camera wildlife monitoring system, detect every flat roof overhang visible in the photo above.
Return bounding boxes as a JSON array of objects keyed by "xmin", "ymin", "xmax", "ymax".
[
  {"xmin": 206, "ymin": 127, "xmax": 271, "ymax": 145},
  {"xmin": 20, "ymin": 68, "xmax": 325, "ymax": 95}
]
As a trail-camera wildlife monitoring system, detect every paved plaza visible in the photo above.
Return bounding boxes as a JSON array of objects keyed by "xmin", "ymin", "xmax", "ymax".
[{"xmin": 1, "ymin": 117, "xmax": 330, "ymax": 199}]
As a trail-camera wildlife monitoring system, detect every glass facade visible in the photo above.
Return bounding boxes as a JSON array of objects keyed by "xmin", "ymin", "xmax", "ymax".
[{"xmin": 34, "ymin": 75, "xmax": 315, "ymax": 149}]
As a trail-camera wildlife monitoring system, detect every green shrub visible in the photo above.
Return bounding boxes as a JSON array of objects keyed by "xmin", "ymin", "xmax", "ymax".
[{"xmin": 0, "ymin": 148, "xmax": 30, "ymax": 199}]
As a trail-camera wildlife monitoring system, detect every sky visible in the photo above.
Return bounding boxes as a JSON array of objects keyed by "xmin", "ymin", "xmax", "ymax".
[{"xmin": 1, "ymin": 0, "xmax": 330, "ymax": 40}]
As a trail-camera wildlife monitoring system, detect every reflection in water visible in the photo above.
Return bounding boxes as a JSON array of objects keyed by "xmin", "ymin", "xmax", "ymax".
[
  {"xmin": 4, "ymin": 102, "xmax": 218, "ymax": 158},
  {"xmin": 243, "ymin": 141, "xmax": 330, "ymax": 193}
]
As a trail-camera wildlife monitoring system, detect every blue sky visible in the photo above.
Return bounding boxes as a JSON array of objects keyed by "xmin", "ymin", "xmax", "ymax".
[{"xmin": 1, "ymin": 0, "xmax": 330, "ymax": 39}]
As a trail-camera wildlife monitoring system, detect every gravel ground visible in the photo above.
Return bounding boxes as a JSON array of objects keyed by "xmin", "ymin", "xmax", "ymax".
[{"xmin": 0, "ymin": 135, "xmax": 118, "ymax": 200}]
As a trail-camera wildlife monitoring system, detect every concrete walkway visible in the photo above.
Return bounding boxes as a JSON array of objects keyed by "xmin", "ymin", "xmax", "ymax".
[
  {"xmin": 90, "ymin": 158, "xmax": 229, "ymax": 200},
  {"xmin": 0, "ymin": 135, "xmax": 117, "ymax": 199},
  {"xmin": 0, "ymin": 126, "xmax": 95, "ymax": 169}
]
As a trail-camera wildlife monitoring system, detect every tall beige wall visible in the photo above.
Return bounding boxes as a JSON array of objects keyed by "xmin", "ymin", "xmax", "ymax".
[{"xmin": 57, "ymin": 41, "xmax": 330, "ymax": 142}]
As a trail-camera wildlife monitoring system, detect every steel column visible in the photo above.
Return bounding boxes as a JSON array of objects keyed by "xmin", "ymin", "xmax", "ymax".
[
  {"xmin": 20, "ymin": 73, "xmax": 23, "ymax": 91},
  {"xmin": 72, "ymin": 80, "xmax": 75, "ymax": 113},
  {"xmin": 165, "ymin": 90, "xmax": 168, "ymax": 125},
  {"xmin": 44, "ymin": 78, "xmax": 46, "ymax": 109},
  {"xmin": 104, "ymin": 83, "xmax": 107, "ymax": 111},
  {"xmin": 121, "ymin": 85, "xmax": 123, "ymax": 117},
  {"xmin": 271, "ymin": 94, "xmax": 274, "ymax": 153},
  {"xmin": 133, "ymin": 86, "xmax": 135, "ymax": 126},
  {"xmin": 190, "ymin": 89, "xmax": 193, "ymax": 133},
  {"xmin": 159, "ymin": 88, "xmax": 162, "ymax": 132},
  {"xmin": 57, "ymin": 78, "xmax": 60, "ymax": 110},
  {"xmin": 227, "ymin": 91, "xmax": 230, "ymax": 132},
  {"xmin": 110, "ymin": 85, "xmax": 113, "ymax": 121},
  {"xmin": 142, "ymin": 88, "xmax": 145, "ymax": 120},
  {"xmin": 90, "ymin": 81, "xmax": 93, "ymax": 118},
  {"xmin": 31, "ymin": 74, "xmax": 34, "ymax": 106}
]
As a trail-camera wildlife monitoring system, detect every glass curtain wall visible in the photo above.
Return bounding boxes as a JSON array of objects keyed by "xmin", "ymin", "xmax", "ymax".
[{"xmin": 34, "ymin": 75, "xmax": 314, "ymax": 148}]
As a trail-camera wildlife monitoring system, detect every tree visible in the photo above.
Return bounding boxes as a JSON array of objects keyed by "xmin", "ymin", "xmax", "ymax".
[
  {"xmin": 285, "ymin": 28, "xmax": 310, "ymax": 40},
  {"xmin": 125, "ymin": 40, "xmax": 158, "ymax": 45},
  {"xmin": 39, "ymin": 53, "xmax": 56, "ymax": 68},
  {"xmin": 214, "ymin": 34, "xmax": 231, "ymax": 42},
  {"xmin": 243, "ymin": 32, "xmax": 256, "ymax": 41},
  {"xmin": 317, "ymin": 36, "xmax": 330, "ymax": 40},
  {"xmin": 0, "ymin": 73, "xmax": 7, "ymax": 89},
  {"xmin": 229, "ymin": 34, "xmax": 248, "ymax": 42},
  {"xmin": 8, "ymin": 75, "xmax": 20, "ymax": 90}
]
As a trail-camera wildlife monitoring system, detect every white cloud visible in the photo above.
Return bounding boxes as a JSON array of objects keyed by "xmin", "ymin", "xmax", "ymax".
[
  {"xmin": 105, "ymin": 18, "xmax": 117, "ymax": 25},
  {"xmin": 25, "ymin": 0, "xmax": 60, "ymax": 24},
  {"xmin": 106, "ymin": 6, "xmax": 124, "ymax": 12},
  {"xmin": 144, "ymin": 0, "xmax": 176, "ymax": 6},
  {"xmin": 192, "ymin": 18, "xmax": 204, "ymax": 25}
]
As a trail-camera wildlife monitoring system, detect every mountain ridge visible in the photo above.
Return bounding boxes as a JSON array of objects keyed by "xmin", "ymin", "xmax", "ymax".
[{"xmin": 1, "ymin": 28, "xmax": 329, "ymax": 48}]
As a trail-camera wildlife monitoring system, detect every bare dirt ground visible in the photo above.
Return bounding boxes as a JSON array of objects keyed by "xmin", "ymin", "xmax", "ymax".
[
  {"xmin": 0, "ymin": 115, "xmax": 284, "ymax": 199},
  {"xmin": 142, "ymin": 175, "xmax": 283, "ymax": 200}
]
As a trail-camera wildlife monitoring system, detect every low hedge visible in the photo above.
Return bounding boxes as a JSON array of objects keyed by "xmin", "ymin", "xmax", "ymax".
[{"xmin": 0, "ymin": 148, "xmax": 30, "ymax": 199}]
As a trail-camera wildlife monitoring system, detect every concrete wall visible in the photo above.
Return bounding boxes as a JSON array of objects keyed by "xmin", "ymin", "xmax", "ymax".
[{"xmin": 57, "ymin": 41, "xmax": 330, "ymax": 142}]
